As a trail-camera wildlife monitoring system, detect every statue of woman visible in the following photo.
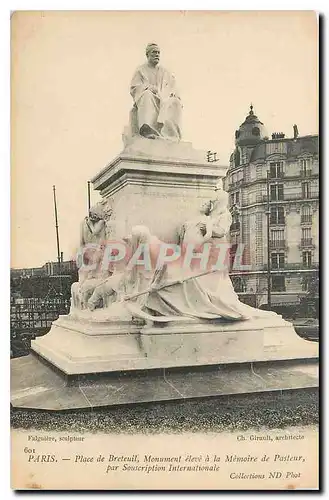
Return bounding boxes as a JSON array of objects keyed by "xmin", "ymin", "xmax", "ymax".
[
  {"xmin": 80, "ymin": 203, "xmax": 106, "ymax": 248},
  {"xmin": 70, "ymin": 203, "xmax": 110, "ymax": 312},
  {"xmin": 179, "ymin": 199, "xmax": 215, "ymax": 247},
  {"xmin": 126, "ymin": 190, "xmax": 276, "ymax": 322},
  {"xmin": 179, "ymin": 191, "xmax": 232, "ymax": 247}
]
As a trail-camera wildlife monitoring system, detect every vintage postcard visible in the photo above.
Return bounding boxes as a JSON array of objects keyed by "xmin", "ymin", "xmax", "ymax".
[{"xmin": 11, "ymin": 10, "xmax": 319, "ymax": 490}]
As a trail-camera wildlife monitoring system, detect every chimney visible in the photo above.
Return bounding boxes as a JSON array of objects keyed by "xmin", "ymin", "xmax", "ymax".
[
  {"xmin": 293, "ymin": 124, "xmax": 299, "ymax": 139},
  {"xmin": 271, "ymin": 132, "xmax": 285, "ymax": 140}
]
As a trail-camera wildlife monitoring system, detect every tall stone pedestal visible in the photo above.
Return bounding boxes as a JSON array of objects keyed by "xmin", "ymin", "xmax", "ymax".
[{"xmin": 91, "ymin": 138, "xmax": 227, "ymax": 241}]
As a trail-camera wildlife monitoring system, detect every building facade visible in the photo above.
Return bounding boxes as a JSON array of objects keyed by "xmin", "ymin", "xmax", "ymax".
[
  {"xmin": 11, "ymin": 260, "xmax": 78, "ymax": 300},
  {"xmin": 224, "ymin": 105, "xmax": 319, "ymax": 313},
  {"xmin": 11, "ymin": 259, "xmax": 77, "ymax": 278}
]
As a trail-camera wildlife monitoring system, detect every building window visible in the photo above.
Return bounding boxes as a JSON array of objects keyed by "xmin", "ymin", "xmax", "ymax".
[
  {"xmin": 229, "ymin": 243, "xmax": 238, "ymax": 270},
  {"xmin": 302, "ymin": 227, "xmax": 311, "ymax": 239},
  {"xmin": 234, "ymin": 149, "xmax": 240, "ymax": 167},
  {"xmin": 271, "ymin": 253, "xmax": 285, "ymax": 269},
  {"xmin": 270, "ymin": 206, "xmax": 285, "ymax": 225},
  {"xmin": 270, "ymin": 184, "xmax": 284, "ymax": 201},
  {"xmin": 301, "ymin": 227, "xmax": 312, "ymax": 247},
  {"xmin": 252, "ymin": 126, "xmax": 260, "ymax": 136},
  {"xmin": 266, "ymin": 142, "xmax": 287, "ymax": 155},
  {"xmin": 230, "ymin": 213, "xmax": 240, "ymax": 231},
  {"xmin": 231, "ymin": 233, "xmax": 239, "ymax": 246},
  {"xmin": 301, "ymin": 273, "xmax": 318, "ymax": 292},
  {"xmin": 302, "ymin": 277, "xmax": 310, "ymax": 292},
  {"xmin": 269, "ymin": 162, "xmax": 283, "ymax": 179},
  {"xmin": 301, "ymin": 205, "xmax": 312, "ymax": 224},
  {"xmin": 302, "ymin": 182, "xmax": 311, "ymax": 199},
  {"xmin": 301, "ymin": 158, "xmax": 312, "ymax": 176},
  {"xmin": 232, "ymin": 277, "xmax": 247, "ymax": 293},
  {"xmin": 272, "ymin": 275, "xmax": 286, "ymax": 292},
  {"xmin": 270, "ymin": 229, "xmax": 285, "ymax": 249},
  {"xmin": 241, "ymin": 149, "xmax": 248, "ymax": 165},
  {"xmin": 230, "ymin": 191, "xmax": 240, "ymax": 206},
  {"xmin": 302, "ymin": 251, "xmax": 312, "ymax": 268}
]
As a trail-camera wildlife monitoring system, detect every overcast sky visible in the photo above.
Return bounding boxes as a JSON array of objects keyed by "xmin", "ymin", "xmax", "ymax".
[{"xmin": 11, "ymin": 10, "xmax": 318, "ymax": 268}]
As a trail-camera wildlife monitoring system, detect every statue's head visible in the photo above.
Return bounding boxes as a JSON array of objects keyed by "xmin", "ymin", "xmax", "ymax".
[
  {"xmin": 210, "ymin": 190, "xmax": 229, "ymax": 216},
  {"xmin": 200, "ymin": 200, "xmax": 213, "ymax": 216},
  {"xmin": 89, "ymin": 203, "xmax": 104, "ymax": 222},
  {"xmin": 146, "ymin": 43, "xmax": 160, "ymax": 67},
  {"xmin": 131, "ymin": 225, "xmax": 151, "ymax": 244}
]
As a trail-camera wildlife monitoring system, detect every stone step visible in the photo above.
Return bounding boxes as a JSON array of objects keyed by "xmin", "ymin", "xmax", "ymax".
[{"xmin": 11, "ymin": 352, "xmax": 318, "ymax": 411}]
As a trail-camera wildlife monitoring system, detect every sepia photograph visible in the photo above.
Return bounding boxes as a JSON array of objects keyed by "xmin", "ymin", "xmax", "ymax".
[{"xmin": 10, "ymin": 10, "xmax": 319, "ymax": 490}]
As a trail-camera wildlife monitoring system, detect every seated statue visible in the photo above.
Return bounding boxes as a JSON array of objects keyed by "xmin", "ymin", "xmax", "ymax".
[{"xmin": 126, "ymin": 43, "xmax": 182, "ymax": 142}]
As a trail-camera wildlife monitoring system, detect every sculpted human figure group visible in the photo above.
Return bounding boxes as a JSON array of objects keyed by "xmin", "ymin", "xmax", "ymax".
[
  {"xmin": 70, "ymin": 44, "xmax": 275, "ymax": 323},
  {"xmin": 70, "ymin": 188, "xmax": 274, "ymax": 323}
]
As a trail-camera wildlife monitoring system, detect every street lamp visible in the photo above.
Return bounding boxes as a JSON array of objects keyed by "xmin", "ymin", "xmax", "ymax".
[
  {"xmin": 266, "ymin": 171, "xmax": 272, "ymax": 310},
  {"xmin": 87, "ymin": 181, "xmax": 91, "ymax": 212},
  {"xmin": 52, "ymin": 185, "xmax": 62, "ymax": 296}
]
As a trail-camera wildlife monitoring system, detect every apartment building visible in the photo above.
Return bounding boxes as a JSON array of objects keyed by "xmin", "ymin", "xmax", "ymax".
[{"xmin": 224, "ymin": 105, "xmax": 319, "ymax": 311}]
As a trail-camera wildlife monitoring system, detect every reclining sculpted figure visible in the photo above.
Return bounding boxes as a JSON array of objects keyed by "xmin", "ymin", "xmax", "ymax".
[{"xmin": 124, "ymin": 190, "xmax": 278, "ymax": 323}]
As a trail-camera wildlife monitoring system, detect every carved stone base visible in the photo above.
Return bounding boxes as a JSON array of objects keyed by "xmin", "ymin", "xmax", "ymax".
[
  {"xmin": 140, "ymin": 317, "xmax": 318, "ymax": 365},
  {"xmin": 30, "ymin": 314, "xmax": 318, "ymax": 376},
  {"xmin": 120, "ymin": 135, "xmax": 209, "ymax": 163},
  {"xmin": 31, "ymin": 314, "xmax": 145, "ymax": 375}
]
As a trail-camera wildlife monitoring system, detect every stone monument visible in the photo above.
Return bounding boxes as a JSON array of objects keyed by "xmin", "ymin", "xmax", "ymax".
[{"xmin": 11, "ymin": 44, "xmax": 318, "ymax": 411}]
